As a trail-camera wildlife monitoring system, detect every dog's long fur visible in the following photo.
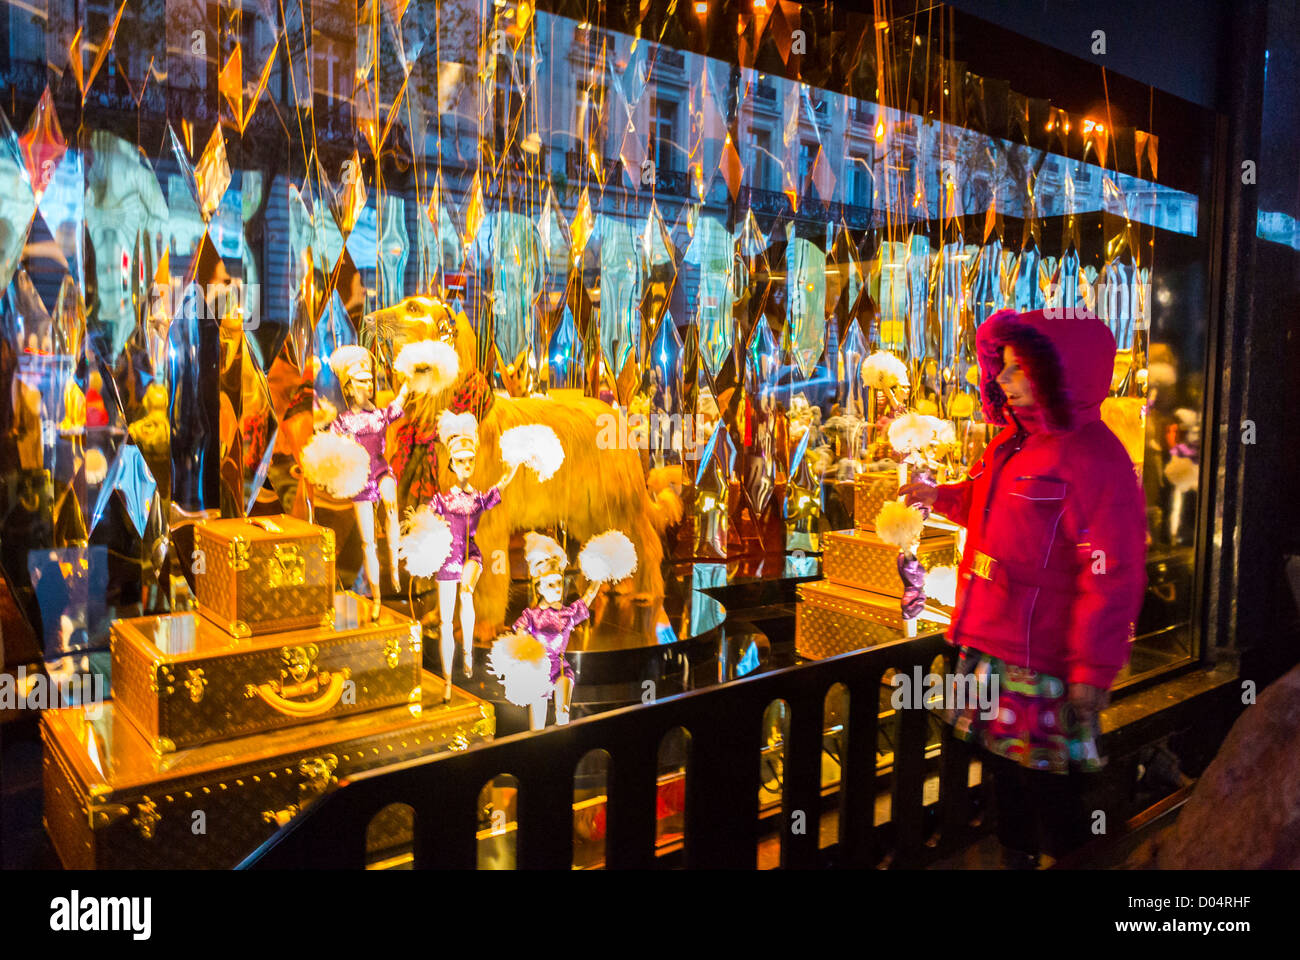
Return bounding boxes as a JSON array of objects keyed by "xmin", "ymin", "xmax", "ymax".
[{"xmin": 397, "ymin": 315, "xmax": 681, "ymax": 638}]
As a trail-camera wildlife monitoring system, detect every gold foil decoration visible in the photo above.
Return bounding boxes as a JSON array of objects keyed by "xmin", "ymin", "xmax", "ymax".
[
  {"xmin": 70, "ymin": 0, "xmax": 127, "ymax": 101},
  {"xmin": 219, "ymin": 44, "xmax": 244, "ymax": 130},
  {"xmin": 194, "ymin": 126, "xmax": 232, "ymax": 222},
  {"xmin": 328, "ymin": 150, "xmax": 368, "ymax": 238}
]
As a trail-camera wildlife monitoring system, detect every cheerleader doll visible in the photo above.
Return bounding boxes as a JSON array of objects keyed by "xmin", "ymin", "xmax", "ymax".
[
  {"xmin": 427, "ymin": 411, "xmax": 520, "ymax": 692},
  {"xmin": 490, "ymin": 530, "xmax": 636, "ymax": 729},
  {"xmin": 302, "ymin": 340, "xmax": 458, "ymax": 613},
  {"xmin": 328, "ymin": 345, "xmax": 410, "ymax": 601}
]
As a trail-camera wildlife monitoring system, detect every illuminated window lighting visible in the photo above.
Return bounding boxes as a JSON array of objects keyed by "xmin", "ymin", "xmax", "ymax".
[
  {"xmin": 694, "ymin": 1, "xmax": 708, "ymax": 14},
  {"xmin": 874, "ymin": 121, "xmax": 885, "ymax": 140},
  {"xmin": 754, "ymin": 0, "xmax": 767, "ymax": 7}
]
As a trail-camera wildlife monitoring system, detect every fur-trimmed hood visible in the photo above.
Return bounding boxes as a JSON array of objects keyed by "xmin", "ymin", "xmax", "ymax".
[{"xmin": 976, "ymin": 308, "xmax": 1117, "ymax": 431}]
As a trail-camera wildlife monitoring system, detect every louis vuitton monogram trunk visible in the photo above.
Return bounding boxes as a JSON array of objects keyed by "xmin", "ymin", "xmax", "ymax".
[
  {"xmin": 193, "ymin": 515, "xmax": 335, "ymax": 637},
  {"xmin": 110, "ymin": 593, "xmax": 422, "ymax": 753},
  {"xmin": 823, "ymin": 527, "xmax": 958, "ymax": 597},
  {"xmin": 853, "ymin": 470, "xmax": 900, "ymax": 530},
  {"xmin": 796, "ymin": 580, "xmax": 946, "ymax": 660},
  {"xmin": 41, "ymin": 672, "xmax": 494, "ymax": 870}
]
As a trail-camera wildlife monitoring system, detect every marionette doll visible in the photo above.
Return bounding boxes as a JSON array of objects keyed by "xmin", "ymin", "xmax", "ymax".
[
  {"xmin": 302, "ymin": 341, "xmax": 459, "ymax": 609},
  {"xmin": 329, "ymin": 345, "xmax": 410, "ymax": 601},
  {"xmin": 489, "ymin": 530, "xmax": 636, "ymax": 729},
  {"xmin": 399, "ymin": 418, "xmax": 566, "ymax": 698},
  {"xmin": 425, "ymin": 411, "xmax": 520, "ymax": 691}
]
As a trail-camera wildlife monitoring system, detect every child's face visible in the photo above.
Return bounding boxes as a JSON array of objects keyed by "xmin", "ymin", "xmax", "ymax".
[{"xmin": 997, "ymin": 346, "xmax": 1035, "ymax": 407}]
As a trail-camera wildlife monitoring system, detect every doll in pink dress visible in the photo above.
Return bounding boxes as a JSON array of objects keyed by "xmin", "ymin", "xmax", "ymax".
[
  {"xmin": 429, "ymin": 411, "xmax": 520, "ymax": 694},
  {"xmin": 511, "ymin": 534, "xmax": 603, "ymax": 728},
  {"xmin": 328, "ymin": 345, "xmax": 409, "ymax": 601}
]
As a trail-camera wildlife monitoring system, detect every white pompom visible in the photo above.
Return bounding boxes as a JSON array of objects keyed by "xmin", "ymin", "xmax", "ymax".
[
  {"xmin": 888, "ymin": 412, "xmax": 938, "ymax": 455},
  {"xmin": 395, "ymin": 339, "xmax": 460, "ymax": 395},
  {"xmin": 874, "ymin": 500, "xmax": 926, "ymax": 549},
  {"xmin": 399, "ymin": 506, "xmax": 454, "ymax": 578},
  {"xmin": 927, "ymin": 416, "xmax": 957, "ymax": 449},
  {"xmin": 861, "ymin": 351, "xmax": 909, "ymax": 390},
  {"xmin": 1164, "ymin": 455, "xmax": 1198, "ymax": 492},
  {"xmin": 487, "ymin": 631, "xmax": 553, "ymax": 706},
  {"xmin": 925, "ymin": 565, "xmax": 959, "ymax": 607},
  {"xmin": 578, "ymin": 530, "xmax": 638, "ymax": 584},
  {"xmin": 499, "ymin": 424, "xmax": 565, "ymax": 482},
  {"xmin": 302, "ymin": 432, "xmax": 370, "ymax": 499}
]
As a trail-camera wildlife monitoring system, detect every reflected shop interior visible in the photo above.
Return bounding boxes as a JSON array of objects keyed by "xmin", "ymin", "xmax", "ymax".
[{"xmin": 0, "ymin": 0, "xmax": 1217, "ymax": 869}]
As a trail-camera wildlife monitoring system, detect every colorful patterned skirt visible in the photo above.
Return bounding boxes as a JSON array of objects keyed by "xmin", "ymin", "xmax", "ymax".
[{"xmin": 937, "ymin": 646, "xmax": 1104, "ymax": 775}]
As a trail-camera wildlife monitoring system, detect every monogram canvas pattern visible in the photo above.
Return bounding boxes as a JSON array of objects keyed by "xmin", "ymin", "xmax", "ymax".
[
  {"xmin": 111, "ymin": 610, "xmax": 422, "ymax": 751},
  {"xmin": 41, "ymin": 680, "xmax": 495, "ymax": 869},
  {"xmin": 854, "ymin": 472, "xmax": 901, "ymax": 531},
  {"xmin": 824, "ymin": 530, "xmax": 957, "ymax": 597},
  {"xmin": 194, "ymin": 518, "xmax": 335, "ymax": 638}
]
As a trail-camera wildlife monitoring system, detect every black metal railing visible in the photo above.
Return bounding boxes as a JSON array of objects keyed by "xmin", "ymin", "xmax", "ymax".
[{"xmin": 242, "ymin": 631, "xmax": 988, "ymax": 870}]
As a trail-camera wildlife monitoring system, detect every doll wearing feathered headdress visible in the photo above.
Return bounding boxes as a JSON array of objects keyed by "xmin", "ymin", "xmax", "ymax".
[
  {"xmin": 492, "ymin": 532, "xmax": 608, "ymax": 729},
  {"xmin": 426, "ymin": 410, "xmax": 521, "ymax": 689},
  {"xmin": 311, "ymin": 341, "xmax": 458, "ymax": 607}
]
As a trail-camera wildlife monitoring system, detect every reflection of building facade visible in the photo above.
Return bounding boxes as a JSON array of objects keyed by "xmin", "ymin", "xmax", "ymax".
[{"xmin": 0, "ymin": 0, "xmax": 1295, "ymax": 876}]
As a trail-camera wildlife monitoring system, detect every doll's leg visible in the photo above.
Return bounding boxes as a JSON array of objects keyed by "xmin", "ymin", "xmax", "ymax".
[
  {"xmin": 528, "ymin": 697, "xmax": 549, "ymax": 731},
  {"xmin": 437, "ymin": 578, "xmax": 458, "ymax": 700},
  {"xmin": 554, "ymin": 674, "xmax": 574, "ymax": 725},
  {"xmin": 379, "ymin": 475, "xmax": 401, "ymax": 592},
  {"xmin": 459, "ymin": 560, "xmax": 481, "ymax": 677},
  {"xmin": 354, "ymin": 501, "xmax": 380, "ymax": 604}
]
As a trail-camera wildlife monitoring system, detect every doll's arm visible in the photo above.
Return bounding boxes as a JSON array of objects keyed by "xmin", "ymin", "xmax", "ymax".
[
  {"xmin": 495, "ymin": 461, "xmax": 521, "ymax": 491},
  {"xmin": 580, "ymin": 580, "xmax": 602, "ymax": 608},
  {"xmin": 387, "ymin": 382, "xmax": 410, "ymax": 421}
]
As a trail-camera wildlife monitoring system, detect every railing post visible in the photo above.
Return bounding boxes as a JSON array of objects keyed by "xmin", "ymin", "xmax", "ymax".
[
  {"xmin": 684, "ymin": 713, "xmax": 759, "ymax": 868},
  {"xmin": 782, "ymin": 690, "xmax": 826, "ymax": 869},
  {"xmin": 516, "ymin": 739, "xmax": 578, "ymax": 869},
  {"xmin": 605, "ymin": 734, "xmax": 659, "ymax": 869},
  {"xmin": 891, "ymin": 698, "xmax": 930, "ymax": 867},
  {"xmin": 935, "ymin": 717, "xmax": 976, "ymax": 854},
  {"xmin": 838, "ymin": 672, "xmax": 881, "ymax": 868},
  {"xmin": 412, "ymin": 761, "xmax": 480, "ymax": 869}
]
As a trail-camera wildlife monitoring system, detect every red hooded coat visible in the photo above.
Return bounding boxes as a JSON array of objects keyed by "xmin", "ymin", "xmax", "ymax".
[{"xmin": 931, "ymin": 309, "xmax": 1147, "ymax": 689}]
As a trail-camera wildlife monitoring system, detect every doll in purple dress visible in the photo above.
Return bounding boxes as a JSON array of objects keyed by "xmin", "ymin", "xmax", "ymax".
[
  {"xmin": 328, "ymin": 345, "xmax": 410, "ymax": 601},
  {"xmin": 429, "ymin": 411, "xmax": 520, "ymax": 695},
  {"xmin": 512, "ymin": 533, "xmax": 603, "ymax": 729}
]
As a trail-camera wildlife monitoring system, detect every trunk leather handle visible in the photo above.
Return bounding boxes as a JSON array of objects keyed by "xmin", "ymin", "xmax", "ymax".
[{"xmin": 245, "ymin": 669, "xmax": 350, "ymax": 717}]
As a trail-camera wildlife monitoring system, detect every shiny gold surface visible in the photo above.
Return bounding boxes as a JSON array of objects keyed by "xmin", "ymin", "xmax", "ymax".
[
  {"xmin": 46, "ymin": 675, "xmax": 484, "ymax": 793},
  {"xmin": 824, "ymin": 527, "xmax": 957, "ymax": 597},
  {"xmin": 41, "ymin": 673, "xmax": 495, "ymax": 869},
  {"xmin": 110, "ymin": 592, "xmax": 421, "ymax": 752}
]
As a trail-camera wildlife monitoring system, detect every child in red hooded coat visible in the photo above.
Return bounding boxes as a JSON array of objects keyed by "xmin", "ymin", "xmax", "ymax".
[{"xmin": 903, "ymin": 308, "xmax": 1147, "ymax": 868}]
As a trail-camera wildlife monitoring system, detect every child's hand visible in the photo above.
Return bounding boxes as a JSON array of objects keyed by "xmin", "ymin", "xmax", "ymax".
[{"xmin": 900, "ymin": 481, "xmax": 938, "ymax": 509}]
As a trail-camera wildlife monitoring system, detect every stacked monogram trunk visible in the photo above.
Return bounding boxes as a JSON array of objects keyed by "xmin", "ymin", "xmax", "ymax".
[
  {"xmin": 41, "ymin": 515, "xmax": 494, "ymax": 869},
  {"xmin": 796, "ymin": 474, "xmax": 960, "ymax": 660}
]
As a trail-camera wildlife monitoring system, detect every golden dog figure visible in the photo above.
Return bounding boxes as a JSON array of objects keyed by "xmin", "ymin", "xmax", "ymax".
[{"xmin": 366, "ymin": 296, "xmax": 682, "ymax": 639}]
